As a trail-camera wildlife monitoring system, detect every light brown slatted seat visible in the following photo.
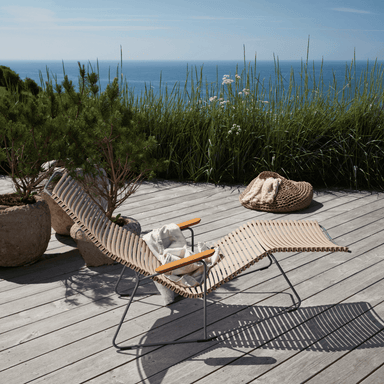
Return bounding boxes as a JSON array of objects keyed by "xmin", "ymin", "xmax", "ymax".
[
  {"xmin": 44, "ymin": 171, "xmax": 349, "ymax": 351},
  {"xmin": 48, "ymin": 172, "xmax": 256, "ymax": 298}
]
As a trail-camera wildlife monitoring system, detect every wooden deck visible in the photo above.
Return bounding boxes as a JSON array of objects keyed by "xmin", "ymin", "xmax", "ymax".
[{"xmin": 1, "ymin": 174, "xmax": 384, "ymax": 384}]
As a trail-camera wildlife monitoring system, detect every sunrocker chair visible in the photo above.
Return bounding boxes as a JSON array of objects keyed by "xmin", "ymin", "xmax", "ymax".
[{"xmin": 44, "ymin": 171, "xmax": 349, "ymax": 351}]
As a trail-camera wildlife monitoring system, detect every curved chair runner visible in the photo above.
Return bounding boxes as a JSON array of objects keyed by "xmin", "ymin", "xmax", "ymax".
[{"xmin": 44, "ymin": 171, "xmax": 349, "ymax": 351}]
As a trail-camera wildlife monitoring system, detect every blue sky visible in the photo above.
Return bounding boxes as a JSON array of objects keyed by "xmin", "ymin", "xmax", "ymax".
[{"xmin": 1, "ymin": 0, "xmax": 383, "ymax": 61}]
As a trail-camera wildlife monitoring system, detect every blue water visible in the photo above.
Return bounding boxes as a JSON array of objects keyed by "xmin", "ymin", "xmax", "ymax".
[{"xmin": 2, "ymin": 59, "xmax": 384, "ymax": 100}]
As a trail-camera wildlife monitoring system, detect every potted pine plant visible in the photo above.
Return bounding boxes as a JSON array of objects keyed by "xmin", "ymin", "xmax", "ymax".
[
  {"xmin": 50, "ymin": 64, "xmax": 163, "ymax": 266},
  {"xmin": 0, "ymin": 76, "xmax": 59, "ymax": 267}
]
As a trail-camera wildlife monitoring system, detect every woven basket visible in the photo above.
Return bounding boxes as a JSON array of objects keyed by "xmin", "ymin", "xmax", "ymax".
[{"xmin": 239, "ymin": 171, "xmax": 313, "ymax": 212}]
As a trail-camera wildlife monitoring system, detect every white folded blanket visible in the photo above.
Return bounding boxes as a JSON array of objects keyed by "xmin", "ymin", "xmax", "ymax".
[
  {"xmin": 241, "ymin": 177, "xmax": 281, "ymax": 205},
  {"xmin": 143, "ymin": 223, "xmax": 220, "ymax": 288}
]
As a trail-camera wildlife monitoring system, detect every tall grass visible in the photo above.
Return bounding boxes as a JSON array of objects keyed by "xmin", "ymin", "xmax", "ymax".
[{"xmin": 114, "ymin": 52, "xmax": 384, "ymax": 190}]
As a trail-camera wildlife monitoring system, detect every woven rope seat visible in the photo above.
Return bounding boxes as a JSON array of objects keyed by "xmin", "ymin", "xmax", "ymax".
[{"xmin": 240, "ymin": 171, "xmax": 313, "ymax": 213}]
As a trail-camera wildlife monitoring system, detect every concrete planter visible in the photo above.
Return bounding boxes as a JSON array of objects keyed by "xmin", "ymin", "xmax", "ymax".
[
  {"xmin": 0, "ymin": 195, "xmax": 51, "ymax": 267},
  {"xmin": 40, "ymin": 162, "xmax": 109, "ymax": 236},
  {"xmin": 41, "ymin": 191, "xmax": 74, "ymax": 236},
  {"xmin": 70, "ymin": 216, "xmax": 141, "ymax": 267}
]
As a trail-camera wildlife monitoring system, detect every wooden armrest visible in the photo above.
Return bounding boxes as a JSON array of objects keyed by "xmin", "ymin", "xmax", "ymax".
[
  {"xmin": 177, "ymin": 218, "xmax": 201, "ymax": 230},
  {"xmin": 155, "ymin": 249, "xmax": 215, "ymax": 274}
]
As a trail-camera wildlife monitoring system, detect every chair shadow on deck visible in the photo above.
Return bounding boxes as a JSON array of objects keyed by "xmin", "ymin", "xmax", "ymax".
[
  {"xmin": 0, "ymin": 249, "xmax": 159, "ymax": 309},
  {"xmin": 128, "ymin": 299, "xmax": 384, "ymax": 383}
]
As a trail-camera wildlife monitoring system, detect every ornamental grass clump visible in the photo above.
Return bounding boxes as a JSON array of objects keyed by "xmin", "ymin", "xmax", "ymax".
[{"xmin": 126, "ymin": 50, "xmax": 384, "ymax": 189}]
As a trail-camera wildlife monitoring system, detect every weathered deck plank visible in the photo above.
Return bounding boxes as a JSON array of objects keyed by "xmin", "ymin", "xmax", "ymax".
[
  {"xmin": 359, "ymin": 363, "xmax": 384, "ymax": 383},
  {"xmin": 7, "ymin": 224, "xmax": 382, "ymax": 383},
  {"xmin": 82, "ymin": 228, "xmax": 384, "ymax": 384},
  {"xmin": 143, "ymin": 274, "xmax": 384, "ymax": 384},
  {"xmin": 0, "ymin": 176, "xmax": 383, "ymax": 384}
]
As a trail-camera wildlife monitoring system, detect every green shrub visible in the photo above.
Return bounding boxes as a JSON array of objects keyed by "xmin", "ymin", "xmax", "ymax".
[
  {"xmin": 0, "ymin": 82, "xmax": 63, "ymax": 201},
  {"xmin": 49, "ymin": 63, "xmax": 164, "ymax": 218},
  {"xmin": 0, "ymin": 66, "xmax": 41, "ymax": 98},
  {"xmin": 0, "ymin": 66, "xmax": 21, "ymax": 90}
]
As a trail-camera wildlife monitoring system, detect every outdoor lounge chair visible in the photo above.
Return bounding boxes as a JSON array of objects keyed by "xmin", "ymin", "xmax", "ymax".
[{"xmin": 44, "ymin": 171, "xmax": 349, "ymax": 351}]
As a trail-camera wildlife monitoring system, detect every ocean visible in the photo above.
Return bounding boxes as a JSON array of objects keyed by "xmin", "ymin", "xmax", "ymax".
[{"xmin": 1, "ymin": 59, "xmax": 383, "ymax": 100}]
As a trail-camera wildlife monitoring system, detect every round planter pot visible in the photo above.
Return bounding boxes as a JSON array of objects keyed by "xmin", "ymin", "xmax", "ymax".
[
  {"xmin": 0, "ymin": 195, "xmax": 51, "ymax": 267},
  {"xmin": 70, "ymin": 216, "xmax": 141, "ymax": 267},
  {"xmin": 40, "ymin": 163, "xmax": 109, "ymax": 236},
  {"xmin": 41, "ymin": 191, "xmax": 74, "ymax": 236}
]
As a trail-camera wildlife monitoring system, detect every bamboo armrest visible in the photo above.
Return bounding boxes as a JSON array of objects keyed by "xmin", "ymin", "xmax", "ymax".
[
  {"xmin": 177, "ymin": 218, "xmax": 201, "ymax": 230},
  {"xmin": 155, "ymin": 249, "xmax": 215, "ymax": 274}
]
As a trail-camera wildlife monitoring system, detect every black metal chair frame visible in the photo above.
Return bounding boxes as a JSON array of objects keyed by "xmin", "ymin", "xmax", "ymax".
[{"xmin": 112, "ymin": 226, "xmax": 303, "ymax": 351}]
